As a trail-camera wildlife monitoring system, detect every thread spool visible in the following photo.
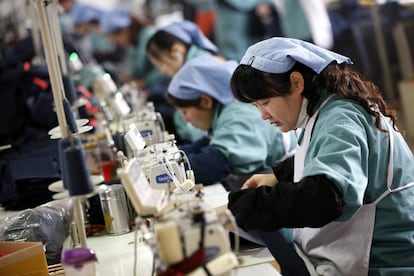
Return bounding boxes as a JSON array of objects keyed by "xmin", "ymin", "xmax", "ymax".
[
  {"xmin": 180, "ymin": 179, "xmax": 195, "ymax": 192},
  {"xmin": 62, "ymin": 74, "xmax": 78, "ymax": 105},
  {"xmin": 63, "ymin": 144, "xmax": 94, "ymax": 196},
  {"xmin": 59, "ymin": 137, "xmax": 81, "ymax": 189},
  {"xmin": 155, "ymin": 221, "xmax": 184, "ymax": 265},
  {"xmin": 63, "ymin": 99, "xmax": 79, "ymax": 133}
]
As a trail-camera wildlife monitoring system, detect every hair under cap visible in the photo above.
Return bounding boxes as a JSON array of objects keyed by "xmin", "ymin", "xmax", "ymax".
[
  {"xmin": 71, "ymin": 3, "xmax": 103, "ymax": 25},
  {"xmin": 100, "ymin": 5, "xmax": 131, "ymax": 34},
  {"xmin": 168, "ymin": 54, "xmax": 237, "ymax": 104},
  {"xmin": 240, "ymin": 37, "xmax": 352, "ymax": 74},
  {"xmin": 161, "ymin": 20, "xmax": 218, "ymax": 54}
]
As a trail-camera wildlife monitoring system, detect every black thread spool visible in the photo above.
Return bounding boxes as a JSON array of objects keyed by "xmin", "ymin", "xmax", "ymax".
[{"xmin": 62, "ymin": 140, "xmax": 94, "ymax": 196}]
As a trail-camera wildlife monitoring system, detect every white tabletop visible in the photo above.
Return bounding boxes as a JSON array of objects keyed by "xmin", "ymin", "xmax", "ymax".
[
  {"xmin": 0, "ymin": 184, "xmax": 282, "ymax": 275},
  {"xmin": 86, "ymin": 230, "xmax": 281, "ymax": 276},
  {"xmin": 83, "ymin": 184, "xmax": 282, "ymax": 276}
]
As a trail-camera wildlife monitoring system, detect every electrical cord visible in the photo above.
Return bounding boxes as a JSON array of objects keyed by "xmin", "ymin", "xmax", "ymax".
[{"xmin": 133, "ymin": 222, "xmax": 139, "ymax": 276}]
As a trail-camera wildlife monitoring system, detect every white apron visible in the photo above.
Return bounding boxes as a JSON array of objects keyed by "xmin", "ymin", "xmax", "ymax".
[
  {"xmin": 277, "ymin": 131, "xmax": 295, "ymax": 164},
  {"xmin": 293, "ymin": 97, "xmax": 414, "ymax": 276}
]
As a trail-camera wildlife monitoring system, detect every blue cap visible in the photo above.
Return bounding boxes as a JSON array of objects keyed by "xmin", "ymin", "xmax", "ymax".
[
  {"xmin": 240, "ymin": 37, "xmax": 352, "ymax": 74},
  {"xmin": 168, "ymin": 55, "xmax": 237, "ymax": 104},
  {"xmin": 71, "ymin": 3, "xmax": 103, "ymax": 25},
  {"xmin": 100, "ymin": 5, "xmax": 131, "ymax": 34},
  {"xmin": 161, "ymin": 20, "xmax": 218, "ymax": 54}
]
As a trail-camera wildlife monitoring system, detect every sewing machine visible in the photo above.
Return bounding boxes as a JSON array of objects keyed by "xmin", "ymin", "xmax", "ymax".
[
  {"xmin": 124, "ymin": 124, "xmax": 194, "ymax": 192},
  {"xmin": 118, "ymin": 157, "xmax": 238, "ymax": 275}
]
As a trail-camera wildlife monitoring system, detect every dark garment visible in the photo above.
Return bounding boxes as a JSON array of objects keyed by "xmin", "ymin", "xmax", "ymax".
[
  {"xmin": 221, "ymin": 166, "xmax": 274, "ymax": 192},
  {"xmin": 254, "ymin": 230, "xmax": 310, "ymax": 276},
  {"xmin": 0, "ymin": 63, "xmax": 57, "ymax": 146},
  {"xmin": 228, "ymin": 157, "xmax": 344, "ymax": 231},
  {"xmin": 180, "ymin": 137, "xmax": 270, "ymax": 190},
  {"xmin": 249, "ymin": 4, "xmax": 282, "ymax": 39},
  {"xmin": 180, "ymin": 137, "xmax": 231, "ymax": 185},
  {"xmin": 227, "ymin": 157, "xmax": 343, "ymax": 275},
  {"xmin": 235, "ymin": 226, "xmax": 309, "ymax": 275},
  {"xmin": 0, "ymin": 131, "xmax": 60, "ymax": 210},
  {"xmin": 180, "ymin": 137, "xmax": 232, "ymax": 185},
  {"xmin": 272, "ymin": 155, "xmax": 295, "ymax": 181}
]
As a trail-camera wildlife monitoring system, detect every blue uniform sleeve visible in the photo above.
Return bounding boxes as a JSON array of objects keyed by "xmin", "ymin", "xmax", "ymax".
[
  {"xmin": 303, "ymin": 108, "xmax": 370, "ymax": 220},
  {"xmin": 210, "ymin": 103, "xmax": 286, "ymax": 174}
]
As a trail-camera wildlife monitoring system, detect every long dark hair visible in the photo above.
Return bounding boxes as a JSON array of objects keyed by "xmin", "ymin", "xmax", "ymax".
[{"xmin": 231, "ymin": 62, "xmax": 398, "ymax": 132}]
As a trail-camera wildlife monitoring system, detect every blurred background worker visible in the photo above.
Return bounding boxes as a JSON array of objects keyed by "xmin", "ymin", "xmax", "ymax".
[
  {"xmin": 0, "ymin": 1, "xmax": 414, "ymax": 274},
  {"xmin": 188, "ymin": 0, "xmax": 278, "ymax": 61},
  {"xmin": 99, "ymin": 4, "xmax": 170, "ymax": 94},
  {"xmin": 166, "ymin": 54, "xmax": 296, "ymax": 188},
  {"xmin": 70, "ymin": 2, "xmax": 115, "ymax": 63},
  {"xmin": 58, "ymin": 0, "xmax": 76, "ymax": 34},
  {"xmin": 146, "ymin": 19, "xmax": 224, "ymax": 77},
  {"xmin": 272, "ymin": 0, "xmax": 334, "ymax": 49},
  {"xmin": 146, "ymin": 19, "xmax": 224, "ymax": 143},
  {"xmin": 0, "ymin": 0, "xmax": 413, "ymax": 202}
]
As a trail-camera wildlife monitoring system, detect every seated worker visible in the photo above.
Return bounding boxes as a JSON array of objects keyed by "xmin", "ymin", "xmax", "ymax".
[
  {"xmin": 228, "ymin": 37, "xmax": 414, "ymax": 275},
  {"xmin": 70, "ymin": 2, "xmax": 114, "ymax": 63},
  {"xmin": 166, "ymin": 54, "xmax": 296, "ymax": 188},
  {"xmin": 146, "ymin": 20, "xmax": 226, "ymax": 143},
  {"xmin": 146, "ymin": 19, "xmax": 224, "ymax": 77},
  {"xmin": 99, "ymin": 5, "xmax": 169, "ymax": 94}
]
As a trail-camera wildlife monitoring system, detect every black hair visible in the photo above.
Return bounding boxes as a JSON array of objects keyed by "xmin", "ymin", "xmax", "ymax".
[
  {"xmin": 230, "ymin": 62, "xmax": 398, "ymax": 132},
  {"xmin": 164, "ymin": 93, "xmax": 217, "ymax": 109},
  {"xmin": 146, "ymin": 30, "xmax": 190, "ymax": 59},
  {"xmin": 165, "ymin": 92, "xmax": 201, "ymax": 108}
]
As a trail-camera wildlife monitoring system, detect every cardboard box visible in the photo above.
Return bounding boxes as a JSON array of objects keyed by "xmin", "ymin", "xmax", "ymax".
[{"xmin": 0, "ymin": 241, "xmax": 49, "ymax": 276}]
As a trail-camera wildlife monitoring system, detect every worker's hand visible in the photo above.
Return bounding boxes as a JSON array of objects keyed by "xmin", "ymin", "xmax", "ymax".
[{"xmin": 241, "ymin": 174, "xmax": 277, "ymax": 190}]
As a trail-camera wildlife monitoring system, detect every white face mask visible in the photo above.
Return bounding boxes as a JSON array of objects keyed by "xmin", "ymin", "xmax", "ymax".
[{"xmin": 294, "ymin": 97, "xmax": 309, "ymax": 129}]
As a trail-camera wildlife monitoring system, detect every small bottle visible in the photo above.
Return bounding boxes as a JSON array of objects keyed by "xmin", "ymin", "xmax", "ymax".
[
  {"xmin": 61, "ymin": 248, "xmax": 97, "ymax": 276},
  {"xmin": 95, "ymin": 132, "xmax": 118, "ymax": 183},
  {"xmin": 83, "ymin": 142, "xmax": 102, "ymax": 176}
]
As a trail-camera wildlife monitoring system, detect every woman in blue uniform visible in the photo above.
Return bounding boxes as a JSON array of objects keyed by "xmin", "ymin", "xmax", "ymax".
[
  {"xmin": 146, "ymin": 20, "xmax": 223, "ymax": 78},
  {"xmin": 228, "ymin": 37, "xmax": 414, "ymax": 275},
  {"xmin": 99, "ymin": 5, "xmax": 168, "ymax": 93},
  {"xmin": 146, "ymin": 20, "xmax": 225, "ymax": 143},
  {"xmin": 167, "ymin": 54, "xmax": 295, "ymax": 187},
  {"xmin": 70, "ymin": 3, "xmax": 114, "ymax": 63}
]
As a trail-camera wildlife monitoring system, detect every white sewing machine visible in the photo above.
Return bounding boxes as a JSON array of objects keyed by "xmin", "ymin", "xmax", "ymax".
[
  {"xmin": 118, "ymin": 157, "xmax": 238, "ymax": 275},
  {"xmin": 121, "ymin": 101, "xmax": 168, "ymax": 146},
  {"xmin": 124, "ymin": 124, "xmax": 194, "ymax": 192}
]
